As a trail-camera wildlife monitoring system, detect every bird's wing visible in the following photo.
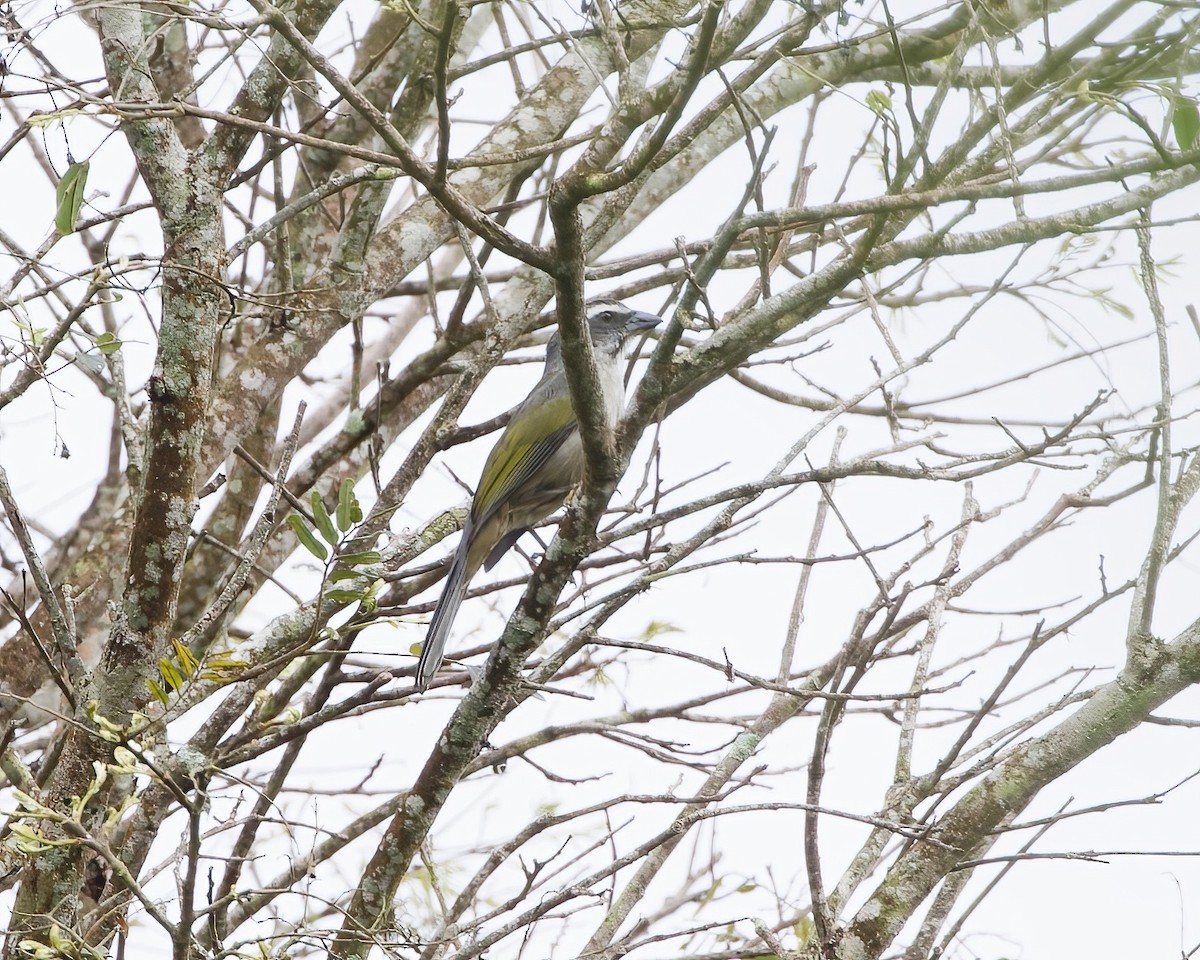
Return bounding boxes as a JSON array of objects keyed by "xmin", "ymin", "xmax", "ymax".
[{"xmin": 471, "ymin": 392, "xmax": 577, "ymax": 530}]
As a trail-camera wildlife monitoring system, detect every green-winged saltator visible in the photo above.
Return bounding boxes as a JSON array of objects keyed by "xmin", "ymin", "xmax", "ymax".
[{"xmin": 415, "ymin": 298, "xmax": 661, "ymax": 690}]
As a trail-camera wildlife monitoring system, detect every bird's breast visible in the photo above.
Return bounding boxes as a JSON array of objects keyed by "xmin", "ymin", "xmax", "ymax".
[{"xmin": 599, "ymin": 352, "xmax": 626, "ymax": 428}]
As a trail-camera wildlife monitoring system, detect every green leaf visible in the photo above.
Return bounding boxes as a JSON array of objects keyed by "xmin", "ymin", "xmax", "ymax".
[
  {"xmin": 158, "ymin": 657, "xmax": 184, "ymax": 692},
  {"xmin": 338, "ymin": 550, "xmax": 381, "ymax": 566},
  {"xmin": 147, "ymin": 678, "xmax": 170, "ymax": 706},
  {"xmin": 336, "ymin": 478, "xmax": 355, "ymax": 532},
  {"xmin": 204, "ymin": 653, "xmax": 248, "ymax": 673},
  {"xmin": 55, "ymin": 160, "xmax": 90, "ymax": 235},
  {"xmin": 640, "ymin": 620, "xmax": 682, "ymax": 640},
  {"xmin": 324, "ymin": 588, "xmax": 366, "ymax": 604},
  {"xmin": 171, "ymin": 638, "xmax": 200, "ymax": 674},
  {"xmin": 1173, "ymin": 97, "xmax": 1199, "ymax": 150},
  {"xmin": 288, "ymin": 513, "xmax": 328, "ymax": 560},
  {"xmin": 15, "ymin": 318, "xmax": 46, "ymax": 348},
  {"xmin": 95, "ymin": 331, "xmax": 122, "ymax": 355},
  {"xmin": 865, "ymin": 89, "xmax": 893, "ymax": 116},
  {"xmin": 310, "ymin": 491, "xmax": 338, "ymax": 546}
]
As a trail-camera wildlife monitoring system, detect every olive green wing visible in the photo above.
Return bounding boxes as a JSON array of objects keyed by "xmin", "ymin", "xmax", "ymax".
[{"xmin": 471, "ymin": 393, "xmax": 577, "ymax": 530}]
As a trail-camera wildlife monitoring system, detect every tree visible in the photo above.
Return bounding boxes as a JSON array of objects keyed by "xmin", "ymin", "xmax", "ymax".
[{"xmin": 2, "ymin": 0, "xmax": 1200, "ymax": 956}]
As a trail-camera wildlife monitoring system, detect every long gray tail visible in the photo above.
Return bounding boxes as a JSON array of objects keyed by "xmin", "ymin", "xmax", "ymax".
[{"xmin": 416, "ymin": 535, "xmax": 471, "ymax": 691}]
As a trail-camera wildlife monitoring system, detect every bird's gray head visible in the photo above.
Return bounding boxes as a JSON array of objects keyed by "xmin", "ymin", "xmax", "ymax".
[
  {"xmin": 544, "ymin": 298, "xmax": 661, "ymax": 365},
  {"xmin": 582, "ymin": 298, "xmax": 661, "ymax": 356}
]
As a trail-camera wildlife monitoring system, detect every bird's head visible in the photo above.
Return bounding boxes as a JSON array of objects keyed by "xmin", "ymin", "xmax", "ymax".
[{"xmin": 583, "ymin": 298, "xmax": 661, "ymax": 355}]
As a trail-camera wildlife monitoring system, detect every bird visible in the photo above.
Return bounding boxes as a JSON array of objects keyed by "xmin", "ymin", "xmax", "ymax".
[{"xmin": 415, "ymin": 297, "xmax": 661, "ymax": 691}]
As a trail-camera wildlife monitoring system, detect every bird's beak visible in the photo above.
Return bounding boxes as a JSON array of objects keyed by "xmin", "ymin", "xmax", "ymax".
[{"xmin": 626, "ymin": 310, "xmax": 661, "ymax": 332}]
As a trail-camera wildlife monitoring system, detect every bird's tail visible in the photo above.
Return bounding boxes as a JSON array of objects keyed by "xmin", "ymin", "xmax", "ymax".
[{"xmin": 416, "ymin": 535, "xmax": 471, "ymax": 691}]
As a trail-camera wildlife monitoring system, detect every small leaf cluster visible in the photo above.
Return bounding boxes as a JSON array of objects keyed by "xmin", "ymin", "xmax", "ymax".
[{"xmin": 288, "ymin": 480, "xmax": 383, "ymax": 611}]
